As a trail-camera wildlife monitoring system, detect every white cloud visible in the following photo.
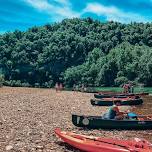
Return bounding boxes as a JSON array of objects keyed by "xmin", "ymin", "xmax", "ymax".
[
  {"xmin": 25, "ymin": 0, "xmax": 53, "ymax": 11},
  {"xmin": 83, "ymin": 3, "xmax": 150, "ymax": 23},
  {"xmin": 84, "ymin": 3, "xmax": 118, "ymax": 15},
  {"xmin": 23, "ymin": 1, "xmax": 149, "ymax": 23},
  {"xmin": 23, "ymin": 0, "xmax": 80, "ymax": 21}
]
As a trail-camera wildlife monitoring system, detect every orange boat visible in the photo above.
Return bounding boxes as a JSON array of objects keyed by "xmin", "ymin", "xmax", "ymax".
[{"xmin": 54, "ymin": 128, "xmax": 152, "ymax": 152}]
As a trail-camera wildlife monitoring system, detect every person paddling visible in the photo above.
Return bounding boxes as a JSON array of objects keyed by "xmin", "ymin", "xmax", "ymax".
[{"xmin": 103, "ymin": 100, "xmax": 128, "ymax": 120}]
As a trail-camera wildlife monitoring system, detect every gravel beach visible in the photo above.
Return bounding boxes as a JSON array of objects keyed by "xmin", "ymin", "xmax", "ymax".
[{"xmin": 0, "ymin": 87, "xmax": 151, "ymax": 152}]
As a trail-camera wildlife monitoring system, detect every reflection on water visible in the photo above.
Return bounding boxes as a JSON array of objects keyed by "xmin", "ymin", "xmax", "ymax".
[{"xmin": 132, "ymin": 95, "xmax": 152, "ymax": 142}]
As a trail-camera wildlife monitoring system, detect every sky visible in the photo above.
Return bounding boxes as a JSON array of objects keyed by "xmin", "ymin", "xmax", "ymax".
[{"xmin": 1, "ymin": 0, "xmax": 152, "ymax": 33}]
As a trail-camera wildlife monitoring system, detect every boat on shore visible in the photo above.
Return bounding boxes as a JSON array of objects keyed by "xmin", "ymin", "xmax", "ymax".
[
  {"xmin": 72, "ymin": 114, "xmax": 152, "ymax": 130},
  {"xmin": 94, "ymin": 93, "xmax": 149, "ymax": 99},
  {"xmin": 55, "ymin": 128, "xmax": 152, "ymax": 152},
  {"xmin": 91, "ymin": 97, "xmax": 143, "ymax": 106}
]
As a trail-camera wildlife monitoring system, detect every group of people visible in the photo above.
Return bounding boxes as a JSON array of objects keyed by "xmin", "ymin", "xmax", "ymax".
[
  {"xmin": 55, "ymin": 83, "xmax": 87, "ymax": 92},
  {"xmin": 55, "ymin": 82, "xmax": 63, "ymax": 92},
  {"xmin": 122, "ymin": 83, "xmax": 134, "ymax": 94},
  {"xmin": 73, "ymin": 84, "xmax": 87, "ymax": 92}
]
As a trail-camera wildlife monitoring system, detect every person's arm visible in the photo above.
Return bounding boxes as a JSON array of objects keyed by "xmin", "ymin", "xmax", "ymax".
[
  {"xmin": 113, "ymin": 107, "xmax": 126, "ymax": 115},
  {"xmin": 113, "ymin": 107, "xmax": 121, "ymax": 115},
  {"xmin": 123, "ymin": 109, "xmax": 130, "ymax": 114}
]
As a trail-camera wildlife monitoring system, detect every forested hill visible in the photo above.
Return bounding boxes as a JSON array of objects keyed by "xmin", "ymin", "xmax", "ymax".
[{"xmin": 0, "ymin": 18, "xmax": 152, "ymax": 87}]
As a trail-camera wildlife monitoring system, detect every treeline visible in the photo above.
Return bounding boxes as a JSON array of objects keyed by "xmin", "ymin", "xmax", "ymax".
[
  {"xmin": 64, "ymin": 43, "xmax": 152, "ymax": 87},
  {"xmin": 0, "ymin": 18, "xmax": 152, "ymax": 87}
]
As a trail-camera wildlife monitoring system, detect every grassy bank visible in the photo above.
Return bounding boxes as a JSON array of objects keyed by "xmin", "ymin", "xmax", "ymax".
[{"xmin": 92, "ymin": 87, "xmax": 152, "ymax": 93}]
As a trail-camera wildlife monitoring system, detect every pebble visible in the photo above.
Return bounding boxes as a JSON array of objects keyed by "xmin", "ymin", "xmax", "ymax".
[
  {"xmin": 6, "ymin": 145, "xmax": 13, "ymax": 151},
  {"xmin": 36, "ymin": 145, "xmax": 44, "ymax": 149}
]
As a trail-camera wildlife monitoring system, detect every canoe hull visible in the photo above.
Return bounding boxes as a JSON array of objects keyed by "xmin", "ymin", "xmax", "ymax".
[
  {"xmin": 91, "ymin": 98, "xmax": 143, "ymax": 106},
  {"xmin": 72, "ymin": 114, "xmax": 152, "ymax": 130},
  {"xmin": 55, "ymin": 129, "xmax": 130, "ymax": 152},
  {"xmin": 55, "ymin": 128, "xmax": 152, "ymax": 152},
  {"xmin": 94, "ymin": 93, "xmax": 149, "ymax": 99}
]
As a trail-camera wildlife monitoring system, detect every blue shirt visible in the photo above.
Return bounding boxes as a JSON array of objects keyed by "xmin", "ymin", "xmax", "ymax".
[{"xmin": 108, "ymin": 105, "xmax": 117, "ymax": 119}]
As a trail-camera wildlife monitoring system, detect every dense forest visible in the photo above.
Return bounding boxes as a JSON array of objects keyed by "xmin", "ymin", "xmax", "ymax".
[{"xmin": 0, "ymin": 18, "xmax": 152, "ymax": 87}]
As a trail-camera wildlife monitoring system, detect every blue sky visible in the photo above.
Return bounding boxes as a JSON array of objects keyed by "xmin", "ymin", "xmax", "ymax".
[{"xmin": 1, "ymin": 0, "xmax": 152, "ymax": 33}]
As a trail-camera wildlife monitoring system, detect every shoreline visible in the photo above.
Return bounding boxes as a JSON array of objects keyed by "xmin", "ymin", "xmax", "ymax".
[{"xmin": 0, "ymin": 87, "xmax": 151, "ymax": 151}]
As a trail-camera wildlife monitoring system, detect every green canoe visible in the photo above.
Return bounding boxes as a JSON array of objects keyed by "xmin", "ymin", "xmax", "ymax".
[
  {"xmin": 94, "ymin": 93, "xmax": 149, "ymax": 99},
  {"xmin": 72, "ymin": 114, "xmax": 152, "ymax": 130},
  {"xmin": 91, "ymin": 98, "xmax": 143, "ymax": 106}
]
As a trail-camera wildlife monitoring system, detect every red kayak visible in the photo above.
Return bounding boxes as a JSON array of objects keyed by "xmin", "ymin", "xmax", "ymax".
[{"xmin": 54, "ymin": 128, "xmax": 152, "ymax": 152}]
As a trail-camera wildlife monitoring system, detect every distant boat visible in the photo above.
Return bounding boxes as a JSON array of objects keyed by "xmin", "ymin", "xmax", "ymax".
[
  {"xmin": 94, "ymin": 93, "xmax": 149, "ymax": 98},
  {"xmin": 91, "ymin": 97, "xmax": 143, "ymax": 106}
]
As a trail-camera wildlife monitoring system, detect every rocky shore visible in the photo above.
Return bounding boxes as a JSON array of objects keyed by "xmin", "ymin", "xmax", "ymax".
[{"xmin": 0, "ymin": 87, "xmax": 151, "ymax": 152}]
